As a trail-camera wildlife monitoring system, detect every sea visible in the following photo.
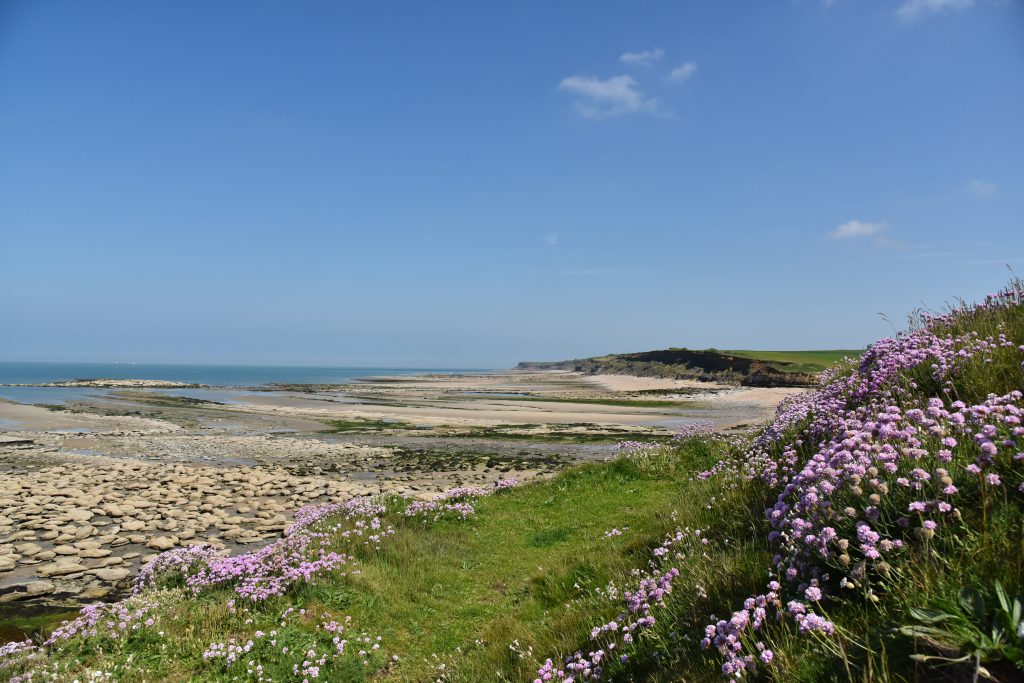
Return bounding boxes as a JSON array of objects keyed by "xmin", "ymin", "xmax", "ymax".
[{"xmin": 0, "ymin": 361, "xmax": 485, "ymax": 406}]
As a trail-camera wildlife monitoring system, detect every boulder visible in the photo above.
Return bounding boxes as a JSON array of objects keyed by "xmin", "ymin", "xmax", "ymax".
[
  {"xmin": 89, "ymin": 567, "xmax": 131, "ymax": 582},
  {"xmin": 146, "ymin": 536, "xmax": 176, "ymax": 551},
  {"xmin": 38, "ymin": 561, "xmax": 87, "ymax": 577}
]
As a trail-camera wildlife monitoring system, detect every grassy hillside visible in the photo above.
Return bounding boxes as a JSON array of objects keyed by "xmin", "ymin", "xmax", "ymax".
[
  {"xmin": 720, "ymin": 350, "xmax": 862, "ymax": 374},
  {"xmin": 517, "ymin": 347, "xmax": 863, "ymax": 387},
  {"xmin": 3, "ymin": 282, "xmax": 1023, "ymax": 682}
]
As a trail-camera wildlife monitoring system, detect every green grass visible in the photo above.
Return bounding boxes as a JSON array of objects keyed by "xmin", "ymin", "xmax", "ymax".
[
  {"xmin": 11, "ymin": 441, "xmax": 746, "ymax": 682},
  {"xmin": 14, "ymin": 400, "xmax": 1024, "ymax": 683},
  {"xmin": 721, "ymin": 349, "xmax": 863, "ymax": 373},
  {"xmin": 341, "ymin": 460, "xmax": 707, "ymax": 681},
  {"xmin": 10, "ymin": 285, "xmax": 1024, "ymax": 683}
]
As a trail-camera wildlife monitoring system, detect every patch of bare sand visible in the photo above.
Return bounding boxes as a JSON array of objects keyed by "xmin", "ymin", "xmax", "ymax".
[
  {"xmin": 708, "ymin": 386, "xmax": 806, "ymax": 409},
  {"xmin": 582, "ymin": 373, "xmax": 804, "ymax": 410},
  {"xmin": 174, "ymin": 370, "xmax": 804, "ymax": 430},
  {"xmin": 228, "ymin": 396, "xmax": 680, "ymax": 427},
  {"xmin": 581, "ymin": 374, "xmax": 715, "ymax": 392},
  {"xmin": 0, "ymin": 399, "xmax": 177, "ymax": 433}
]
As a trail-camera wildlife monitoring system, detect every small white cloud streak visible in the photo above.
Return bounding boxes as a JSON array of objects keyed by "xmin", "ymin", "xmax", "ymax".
[
  {"xmin": 897, "ymin": 0, "xmax": 974, "ymax": 20},
  {"xmin": 829, "ymin": 220, "xmax": 888, "ymax": 239},
  {"xmin": 543, "ymin": 233, "xmax": 559, "ymax": 246},
  {"xmin": 966, "ymin": 180, "xmax": 997, "ymax": 198},
  {"xmin": 557, "ymin": 74, "xmax": 664, "ymax": 119},
  {"xmin": 667, "ymin": 61, "xmax": 698, "ymax": 83},
  {"xmin": 619, "ymin": 48, "xmax": 664, "ymax": 66}
]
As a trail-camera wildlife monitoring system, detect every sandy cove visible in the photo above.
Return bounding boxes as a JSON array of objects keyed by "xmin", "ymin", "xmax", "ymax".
[
  {"xmin": 0, "ymin": 371, "xmax": 803, "ymax": 611},
  {"xmin": 234, "ymin": 370, "xmax": 804, "ymax": 429}
]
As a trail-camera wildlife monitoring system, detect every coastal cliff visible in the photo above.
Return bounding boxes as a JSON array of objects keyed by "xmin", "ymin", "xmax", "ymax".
[{"xmin": 517, "ymin": 347, "xmax": 826, "ymax": 387}]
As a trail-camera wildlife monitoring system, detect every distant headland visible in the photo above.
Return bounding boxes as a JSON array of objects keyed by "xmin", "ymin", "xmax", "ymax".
[{"xmin": 517, "ymin": 347, "xmax": 861, "ymax": 387}]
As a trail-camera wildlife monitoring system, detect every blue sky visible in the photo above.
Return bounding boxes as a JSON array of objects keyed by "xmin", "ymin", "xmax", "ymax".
[{"xmin": 1, "ymin": 0, "xmax": 1022, "ymax": 367}]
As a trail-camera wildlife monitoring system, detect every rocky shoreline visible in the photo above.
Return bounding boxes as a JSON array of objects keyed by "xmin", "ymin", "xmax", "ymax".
[
  {"xmin": 1, "ymin": 379, "xmax": 205, "ymax": 389},
  {"xmin": 0, "ymin": 370, "xmax": 799, "ymax": 622},
  {"xmin": 1, "ymin": 454, "xmax": 346, "ymax": 611}
]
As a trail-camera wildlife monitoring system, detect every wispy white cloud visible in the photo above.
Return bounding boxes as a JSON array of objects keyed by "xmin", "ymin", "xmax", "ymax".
[
  {"xmin": 667, "ymin": 61, "xmax": 698, "ymax": 84},
  {"xmin": 829, "ymin": 220, "xmax": 888, "ymax": 240},
  {"xmin": 897, "ymin": 0, "xmax": 974, "ymax": 21},
  {"xmin": 619, "ymin": 48, "xmax": 664, "ymax": 66},
  {"xmin": 966, "ymin": 179, "xmax": 998, "ymax": 198},
  {"xmin": 557, "ymin": 75, "xmax": 664, "ymax": 119},
  {"xmin": 543, "ymin": 232, "xmax": 560, "ymax": 246}
]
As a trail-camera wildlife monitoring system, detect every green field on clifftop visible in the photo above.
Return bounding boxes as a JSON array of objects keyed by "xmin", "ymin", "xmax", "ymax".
[{"xmin": 720, "ymin": 349, "xmax": 863, "ymax": 373}]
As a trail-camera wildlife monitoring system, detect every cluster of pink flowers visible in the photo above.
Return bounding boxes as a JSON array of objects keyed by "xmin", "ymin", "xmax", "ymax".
[
  {"xmin": 289, "ymin": 503, "xmax": 348, "ymax": 534},
  {"xmin": 132, "ymin": 519, "xmax": 367, "ymax": 607},
  {"xmin": 696, "ymin": 282, "xmax": 1024, "ymax": 676},
  {"xmin": 404, "ymin": 499, "xmax": 476, "ymax": 520},
  {"xmin": 492, "ymin": 477, "xmax": 520, "ymax": 491},
  {"xmin": 328, "ymin": 516, "xmax": 395, "ymax": 550},
  {"xmin": 0, "ymin": 639, "xmax": 42, "ymax": 682},
  {"xmin": 437, "ymin": 479, "xmax": 519, "ymax": 497},
  {"xmin": 765, "ymin": 390, "xmax": 1022, "ymax": 584},
  {"xmin": 134, "ymin": 544, "xmax": 223, "ymax": 594},
  {"xmin": 185, "ymin": 531, "xmax": 352, "ymax": 602},
  {"xmin": 700, "ymin": 579, "xmax": 834, "ymax": 678},
  {"xmin": 533, "ymin": 528, "xmax": 706, "ymax": 682},
  {"xmin": 404, "ymin": 479, "xmax": 520, "ymax": 522},
  {"xmin": 288, "ymin": 496, "xmax": 388, "ymax": 536},
  {"xmin": 44, "ymin": 598, "xmax": 161, "ymax": 646},
  {"xmin": 202, "ymin": 608, "xmax": 385, "ymax": 681},
  {"xmin": 203, "ymin": 638, "xmax": 255, "ymax": 664},
  {"xmin": 139, "ymin": 492, "xmax": 428, "ymax": 604},
  {"xmin": 612, "ymin": 441, "xmax": 661, "ymax": 457},
  {"xmin": 673, "ymin": 420, "xmax": 717, "ymax": 440}
]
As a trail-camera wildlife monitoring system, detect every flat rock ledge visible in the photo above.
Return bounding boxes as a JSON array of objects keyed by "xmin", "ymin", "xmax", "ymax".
[
  {"xmin": 1, "ymin": 379, "xmax": 205, "ymax": 389},
  {"xmin": 0, "ymin": 457, "xmax": 387, "ymax": 610}
]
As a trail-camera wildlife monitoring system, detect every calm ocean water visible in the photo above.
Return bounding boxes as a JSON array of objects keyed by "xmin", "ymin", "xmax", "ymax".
[{"xmin": 0, "ymin": 362, "xmax": 486, "ymax": 405}]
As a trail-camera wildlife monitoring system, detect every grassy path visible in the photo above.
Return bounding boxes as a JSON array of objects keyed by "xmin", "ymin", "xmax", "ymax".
[{"xmin": 309, "ymin": 460, "xmax": 694, "ymax": 681}]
